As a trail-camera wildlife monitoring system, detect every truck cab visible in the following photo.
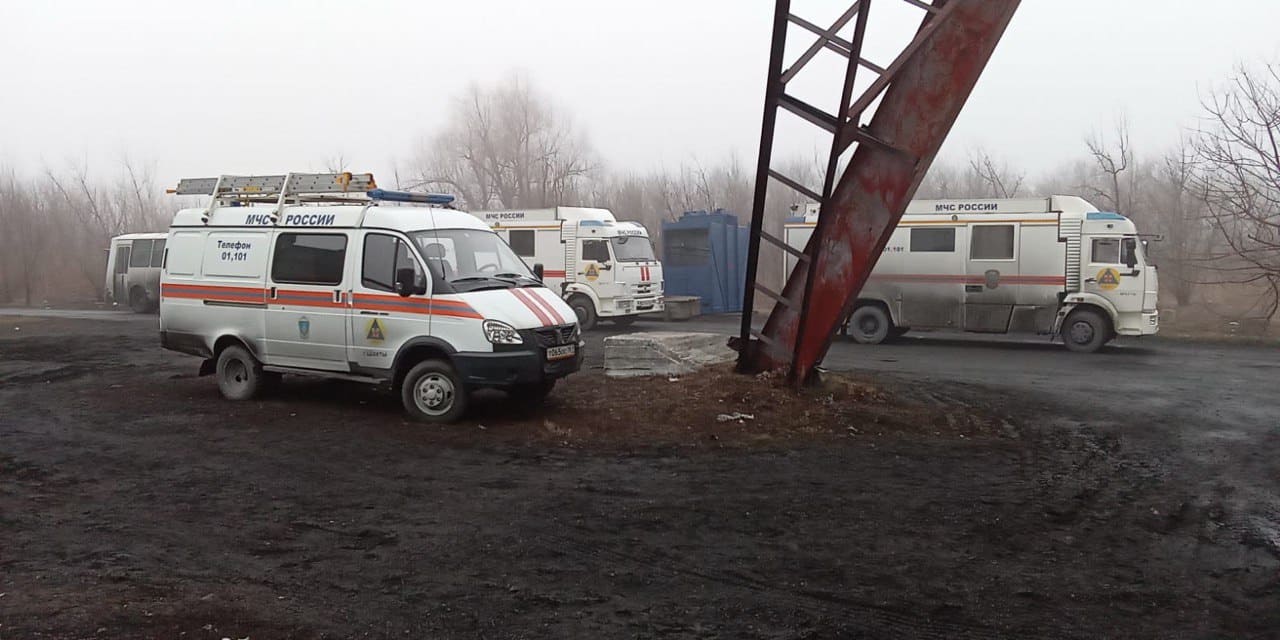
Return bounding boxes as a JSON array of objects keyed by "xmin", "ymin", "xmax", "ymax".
[{"xmin": 472, "ymin": 207, "xmax": 664, "ymax": 330}]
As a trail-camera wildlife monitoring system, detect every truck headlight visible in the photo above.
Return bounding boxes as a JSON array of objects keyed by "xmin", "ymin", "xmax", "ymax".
[{"xmin": 482, "ymin": 320, "xmax": 523, "ymax": 345}]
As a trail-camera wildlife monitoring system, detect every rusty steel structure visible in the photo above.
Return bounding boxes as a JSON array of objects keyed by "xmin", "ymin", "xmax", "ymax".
[{"xmin": 736, "ymin": 0, "xmax": 1021, "ymax": 383}]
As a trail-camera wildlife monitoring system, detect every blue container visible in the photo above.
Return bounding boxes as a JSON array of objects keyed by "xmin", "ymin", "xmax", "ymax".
[{"xmin": 661, "ymin": 209, "xmax": 749, "ymax": 314}]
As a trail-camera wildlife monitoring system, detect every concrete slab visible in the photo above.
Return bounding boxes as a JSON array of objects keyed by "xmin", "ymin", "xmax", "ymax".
[{"xmin": 603, "ymin": 331, "xmax": 736, "ymax": 378}]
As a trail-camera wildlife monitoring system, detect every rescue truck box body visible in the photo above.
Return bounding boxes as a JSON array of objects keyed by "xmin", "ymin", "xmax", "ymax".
[
  {"xmin": 783, "ymin": 196, "xmax": 1159, "ymax": 352},
  {"xmin": 159, "ymin": 176, "xmax": 583, "ymax": 421},
  {"xmin": 468, "ymin": 207, "xmax": 664, "ymax": 330},
  {"xmin": 105, "ymin": 232, "xmax": 167, "ymax": 313}
]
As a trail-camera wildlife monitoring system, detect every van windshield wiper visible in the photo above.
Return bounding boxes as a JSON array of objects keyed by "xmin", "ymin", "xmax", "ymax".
[{"xmin": 449, "ymin": 275, "xmax": 519, "ymax": 291}]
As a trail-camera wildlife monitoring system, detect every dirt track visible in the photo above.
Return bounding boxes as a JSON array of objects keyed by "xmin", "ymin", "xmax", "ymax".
[{"xmin": 2, "ymin": 312, "xmax": 1279, "ymax": 639}]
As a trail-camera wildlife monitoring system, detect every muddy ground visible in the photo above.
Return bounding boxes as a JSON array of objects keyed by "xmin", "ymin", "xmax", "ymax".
[{"xmin": 1, "ymin": 313, "xmax": 1278, "ymax": 639}]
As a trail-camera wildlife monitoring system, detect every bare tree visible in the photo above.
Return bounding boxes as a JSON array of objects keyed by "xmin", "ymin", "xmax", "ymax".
[
  {"xmin": 410, "ymin": 74, "xmax": 596, "ymax": 209},
  {"xmin": 1084, "ymin": 117, "xmax": 1136, "ymax": 214},
  {"xmin": 1148, "ymin": 138, "xmax": 1212, "ymax": 305},
  {"xmin": 1193, "ymin": 61, "xmax": 1280, "ymax": 327},
  {"xmin": 968, "ymin": 148, "xmax": 1024, "ymax": 198}
]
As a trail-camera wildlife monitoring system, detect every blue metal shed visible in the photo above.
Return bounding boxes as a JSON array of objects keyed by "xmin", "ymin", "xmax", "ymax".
[{"xmin": 661, "ymin": 210, "xmax": 748, "ymax": 314}]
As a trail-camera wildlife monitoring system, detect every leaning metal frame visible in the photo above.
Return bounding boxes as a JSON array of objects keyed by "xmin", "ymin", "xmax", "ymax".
[{"xmin": 736, "ymin": 0, "xmax": 1021, "ymax": 384}]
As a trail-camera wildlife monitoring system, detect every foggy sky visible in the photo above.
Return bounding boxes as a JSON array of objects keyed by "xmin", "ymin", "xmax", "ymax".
[{"xmin": 3, "ymin": 0, "xmax": 1277, "ymax": 192}]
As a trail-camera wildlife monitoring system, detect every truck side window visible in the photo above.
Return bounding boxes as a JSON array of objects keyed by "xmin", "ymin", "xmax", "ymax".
[
  {"xmin": 970, "ymin": 225, "xmax": 1014, "ymax": 260},
  {"xmin": 130, "ymin": 239, "xmax": 153, "ymax": 268},
  {"xmin": 271, "ymin": 233, "xmax": 347, "ymax": 286},
  {"xmin": 1091, "ymin": 237, "xmax": 1121, "ymax": 264},
  {"xmin": 910, "ymin": 227, "xmax": 955, "ymax": 252},
  {"xmin": 582, "ymin": 239, "xmax": 611, "ymax": 263},
  {"xmin": 509, "ymin": 230, "xmax": 536, "ymax": 258},
  {"xmin": 150, "ymin": 239, "xmax": 166, "ymax": 268}
]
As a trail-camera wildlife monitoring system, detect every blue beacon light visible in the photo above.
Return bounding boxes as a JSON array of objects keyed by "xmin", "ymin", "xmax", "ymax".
[{"xmin": 366, "ymin": 189, "xmax": 456, "ymax": 205}]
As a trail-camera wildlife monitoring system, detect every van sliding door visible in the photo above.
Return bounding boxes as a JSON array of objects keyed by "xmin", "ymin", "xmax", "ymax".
[{"xmin": 964, "ymin": 223, "xmax": 1019, "ymax": 333}]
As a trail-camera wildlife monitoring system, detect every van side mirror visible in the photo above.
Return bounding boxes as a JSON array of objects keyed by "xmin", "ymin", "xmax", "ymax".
[
  {"xmin": 532, "ymin": 263, "xmax": 545, "ymax": 281},
  {"xmin": 395, "ymin": 267, "xmax": 419, "ymax": 298}
]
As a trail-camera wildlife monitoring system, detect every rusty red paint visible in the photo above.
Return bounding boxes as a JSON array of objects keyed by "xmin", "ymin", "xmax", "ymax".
[{"xmin": 743, "ymin": 0, "xmax": 1021, "ymax": 383}]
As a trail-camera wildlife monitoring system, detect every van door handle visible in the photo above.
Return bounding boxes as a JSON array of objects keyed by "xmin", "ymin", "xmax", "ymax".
[
  {"xmin": 1084, "ymin": 278, "xmax": 1097, "ymax": 284},
  {"xmin": 269, "ymin": 286, "xmax": 278, "ymax": 299},
  {"xmin": 964, "ymin": 284, "xmax": 983, "ymax": 293},
  {"xmin": 359, "ymin": 310, "xmax": 389, "ymax": 316}
]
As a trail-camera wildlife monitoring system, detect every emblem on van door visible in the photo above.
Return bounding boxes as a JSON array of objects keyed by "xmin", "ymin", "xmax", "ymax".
[
  {"xmin": 365, "ymin": 318, "xmax": 386, "ymax": 344},
  {"xmin": 984, "ymin": 269, "xmax": 1001, "ymax": 289},
  {"xmin": 298, "ymin": 316, "xmax": 311, "ymax": 340}
]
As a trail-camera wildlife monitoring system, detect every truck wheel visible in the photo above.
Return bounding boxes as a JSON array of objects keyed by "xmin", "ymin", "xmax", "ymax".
[
  {"xmin": 128, "ymin": 287, "xmax": 150, "ymax": 314},
  {"xmin": 569, "ymin": 296, "xmax": 597, "ymax": 331},
  {"xmin": 611, "ymin": 315, "xmax": 638, "ymax": 327},
  {"xmin": 1063, "ymin": 309, "xmax": 1109, "ymax": 353},
  {"xmin": 847, "ymin": 305, "xmax": 891, "ymax": 344},
  {"xmin": 401, "ymin": 360, "xmax": 468, "ymax": 423},
  {"xmin": 216, "ymin": 345, "xmax": 265, "ymax": 401}
]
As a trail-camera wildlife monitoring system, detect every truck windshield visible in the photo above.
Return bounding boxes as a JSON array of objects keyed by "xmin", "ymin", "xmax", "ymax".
[
  {"xmin": 610, "ymin": 236, "xmax": 656, "ymax": 262},
  {"xmin": 411, "ymin": 229, "xmax": 534, "ymax": 291}
]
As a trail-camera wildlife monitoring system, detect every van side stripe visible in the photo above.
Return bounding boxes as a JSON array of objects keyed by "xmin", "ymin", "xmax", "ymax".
[{"xmin": 511, "ymin": 288, "xmax": 553, "ymax": 326}]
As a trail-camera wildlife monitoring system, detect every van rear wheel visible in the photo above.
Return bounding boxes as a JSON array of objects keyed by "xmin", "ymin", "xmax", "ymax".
[
  {"xmin": 401, "ymin": 360, "xmax": 468, "ymax": 423},
  {"xmin": 1063, "ymin": 309, "xmax": 1109, "ymax": 353},
  {"xmin": 216, "ymin": 345, "xmax": 264, "ymax": 401},
  {"xmin": 847, "ymin": 305, "xmax": 892, "ymax": 345}
]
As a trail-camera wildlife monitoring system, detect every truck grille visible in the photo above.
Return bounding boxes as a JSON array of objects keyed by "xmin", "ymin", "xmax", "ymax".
[
  {"xmin": 533, "ymin": 324, "xmax": 578, "ymax": 347},
  {"xmin": 636, "ymin": 283, "xmax": 656, "ymax": 295}
]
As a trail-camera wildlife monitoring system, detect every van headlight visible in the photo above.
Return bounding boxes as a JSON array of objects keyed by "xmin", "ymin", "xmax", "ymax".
[{"xmin": 482, "ymin": 320, "xmax": 523, "ymax": 345}]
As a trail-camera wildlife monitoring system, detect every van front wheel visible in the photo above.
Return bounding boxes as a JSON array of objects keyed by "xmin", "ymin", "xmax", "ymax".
[
  {"xmin": 401, "ymin": 360, "xmax": 468, "ymax": 423},
  {"xmin": 216, "ymin": 345, "xmax": 264, "ymax": 401}
]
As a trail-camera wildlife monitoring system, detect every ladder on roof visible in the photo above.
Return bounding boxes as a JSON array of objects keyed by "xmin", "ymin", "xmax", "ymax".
[{"xmin": 170, "ymin": 172, "xmax": 378, "ymax": 201}]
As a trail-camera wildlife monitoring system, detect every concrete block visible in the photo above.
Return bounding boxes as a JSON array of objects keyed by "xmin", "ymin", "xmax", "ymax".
[
  {"xmin": 662, "ymin": 296, "xmax": 701, "ymax": 321},
  {"xmin": 604, "ymin": 331, "xmax": 735, "ymax": 378}
]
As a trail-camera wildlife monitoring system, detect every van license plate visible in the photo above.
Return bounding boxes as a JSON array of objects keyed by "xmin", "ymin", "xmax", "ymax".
[{"xmin": 547, "ymin": 344, "xmax": 576, "ymax": 361}]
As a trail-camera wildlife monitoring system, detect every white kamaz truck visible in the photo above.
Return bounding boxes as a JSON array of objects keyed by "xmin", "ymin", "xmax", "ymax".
[
  {"xmin": 468, "ymin": 207, "xmax": 664, "ymax": 330},
  {"xmin": 784, "ymin": 196, "xmax": 1159, "ymax": 352}
]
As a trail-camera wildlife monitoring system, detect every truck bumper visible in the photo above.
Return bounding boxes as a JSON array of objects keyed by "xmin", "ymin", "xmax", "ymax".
[
  {"xmin": 1116, "ymin": 311, "xmax": 1159, "ymax": 337},
  {"xmin": 452, "ymin": 344, "xmax": 584, "ymax": 388}
]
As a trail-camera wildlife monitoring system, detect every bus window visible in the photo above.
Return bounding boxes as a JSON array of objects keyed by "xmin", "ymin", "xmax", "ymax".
[
  {"xmin": 150, "ymin": 239, "xmax": 166, "ymax": 267},
  {"xmin": 130, "ymin": 239, "xmax": 154, "ymax": 268},
  {"xmin": 114, "ymin": 246, "xmax": 131, "ymax": 274}
]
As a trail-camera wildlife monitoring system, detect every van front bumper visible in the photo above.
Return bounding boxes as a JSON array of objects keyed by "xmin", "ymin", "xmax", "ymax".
[{"xmin": 452, "ymin": 344, "xmax": 584, "ymax": 388}]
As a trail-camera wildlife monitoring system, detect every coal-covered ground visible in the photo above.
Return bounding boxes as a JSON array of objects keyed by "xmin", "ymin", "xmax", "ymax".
[{"xmin": 2, "ymin": 311, "xmax": 1278, "ymax": 639}]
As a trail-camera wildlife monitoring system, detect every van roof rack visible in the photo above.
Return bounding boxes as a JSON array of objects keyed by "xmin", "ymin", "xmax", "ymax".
[{"xmin": 169, "ymin": 172, "xmax": 379, "ymax": 204}]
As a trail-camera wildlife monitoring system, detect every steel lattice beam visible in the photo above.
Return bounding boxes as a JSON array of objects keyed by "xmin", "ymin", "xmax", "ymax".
[{"xmin": 736, "ymin": 0, "xmax": 1021, "ymax": 383}]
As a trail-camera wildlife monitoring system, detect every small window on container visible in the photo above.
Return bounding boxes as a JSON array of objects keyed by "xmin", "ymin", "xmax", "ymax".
[
  {"xmin": 970, "ymin": 225, "xmax": 1015, "ymax": 260},
  {"xmin": 909, "ymin": 227, "xmax": 955, "ymax": 252},
  {"xmin": 508, "ymin": 230, "xmax": 536, "ymax": 258}
]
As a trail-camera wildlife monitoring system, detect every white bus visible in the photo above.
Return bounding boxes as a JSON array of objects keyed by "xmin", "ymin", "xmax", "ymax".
[
  {"xmin": 105, "ymin": 232, "xmax": 167, "ymax": 312},
  {"xmin": 784, "ymin": 196, "xmax": 1159, "ymax": 352}
]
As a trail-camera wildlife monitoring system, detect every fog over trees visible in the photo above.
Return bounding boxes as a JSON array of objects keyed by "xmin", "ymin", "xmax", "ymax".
[{"xmin": 3, "ymin": 64, "xmax": 1279, "ymax": 326}]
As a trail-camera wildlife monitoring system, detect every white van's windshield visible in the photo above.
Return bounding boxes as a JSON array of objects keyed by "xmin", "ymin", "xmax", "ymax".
[
  {"xmin": 610, "ymin": 236, "xmax": 656, "ymax": 262},
  {"xmin": 411, "ymin": 229, "xmax": 536, "ymax": 292}
]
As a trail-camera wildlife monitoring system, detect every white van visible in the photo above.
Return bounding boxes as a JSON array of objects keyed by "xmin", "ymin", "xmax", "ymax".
[
  {"xmin": 468, "ymin": 207, "xmax": 664, "ymax": 330},
  {"xmin": 784, "ymin": 196, "xmax": 1159, "ymax": 352},
  {"xmin": 105, "ymin": 232, "xmax": 167, "ymax": 312},
  {"xmin": 159, "ymin": 173, "xmax": 583, "ymax": 422}
]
